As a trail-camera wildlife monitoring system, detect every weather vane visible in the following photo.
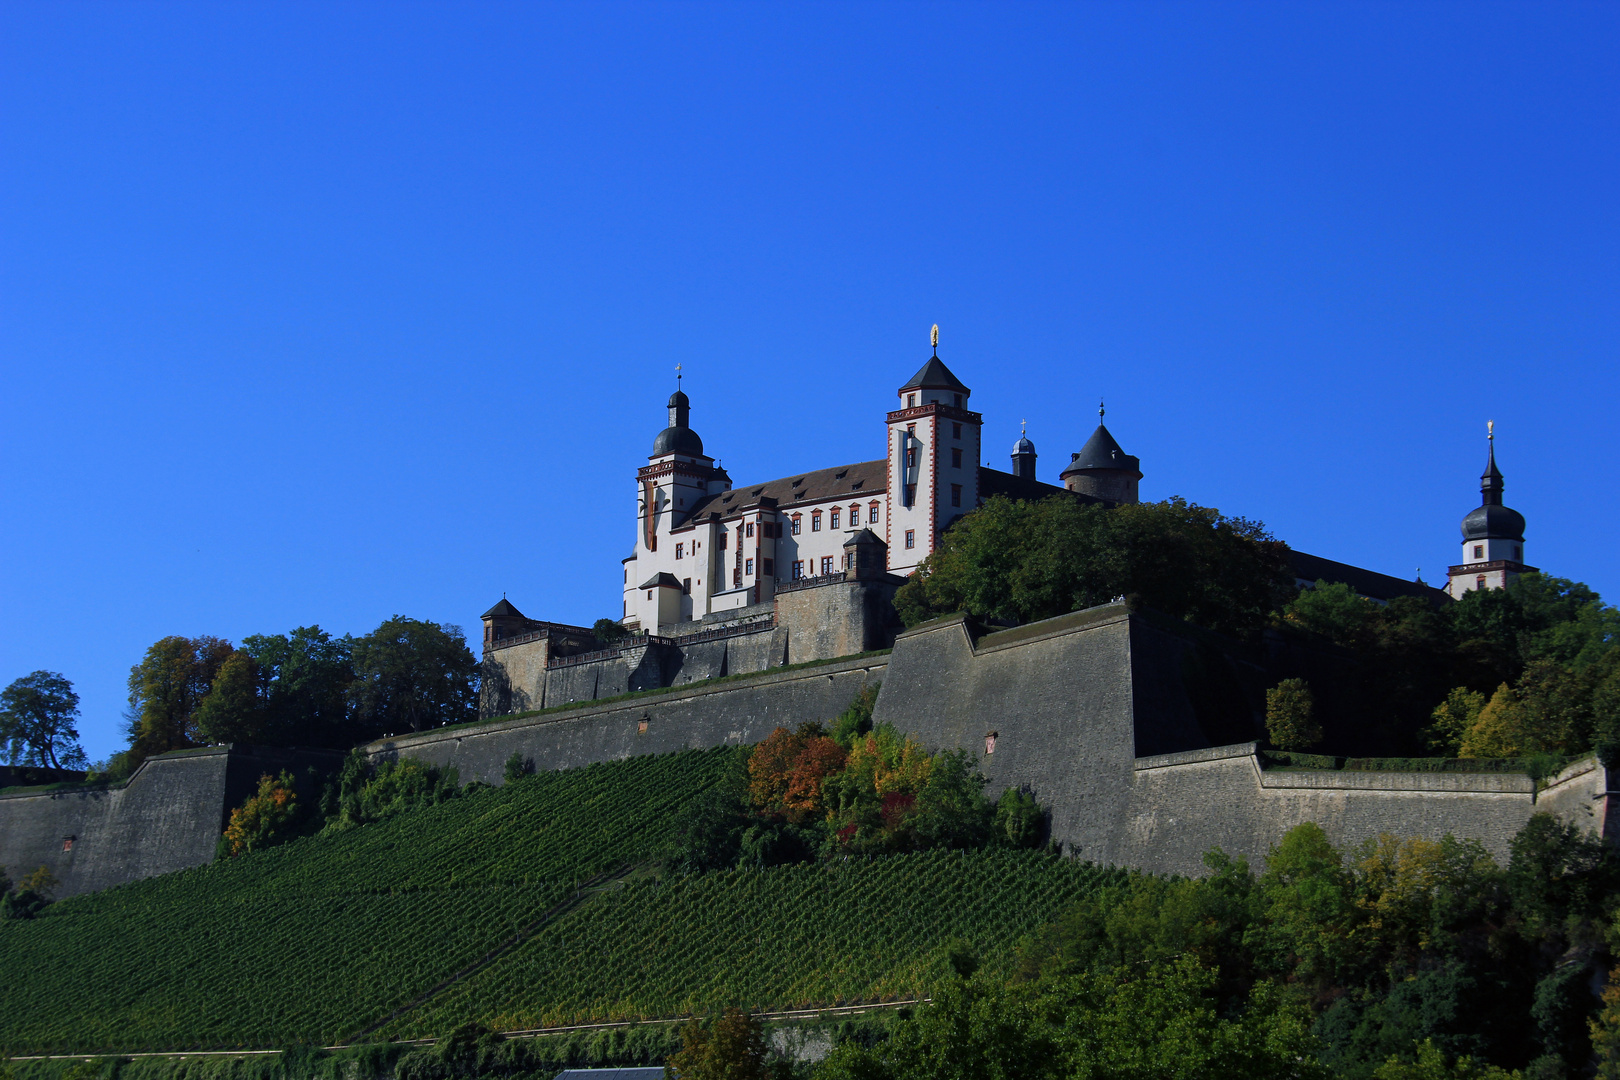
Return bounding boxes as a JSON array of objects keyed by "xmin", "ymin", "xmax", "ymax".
[
  {"xmin": 1099, "ymin": 399, "xmax": 1105, "ymax": 419},
  {"xmin": 930, "ymin": 324, "xmax": 939, "ymax": 354},
  {"xmin": 676, "ymin": 363, "xmax": 682, "ymax": 390},
  {"xmin": 1487, "ymin": 419, "xmax": 1494, "ymax": 441}
]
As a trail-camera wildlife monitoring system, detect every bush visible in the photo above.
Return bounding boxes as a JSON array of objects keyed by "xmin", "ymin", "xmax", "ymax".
[{"xmin": 1266, "ymin": 678, "xmax": 1323, "ymax": 751}]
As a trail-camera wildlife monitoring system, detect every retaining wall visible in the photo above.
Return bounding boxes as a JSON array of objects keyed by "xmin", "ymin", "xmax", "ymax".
[
  {"xmin": 0, "ymin": 745, "xmax": 341, "ymax": 899},
  {"xmin": 365, "ymin": 653, "xmax": 888, "ymax": 784}
]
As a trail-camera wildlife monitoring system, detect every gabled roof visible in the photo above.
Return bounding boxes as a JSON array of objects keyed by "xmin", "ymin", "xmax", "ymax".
[
  {"xmin": 480, "ymin": 598, "xmax": 527, "ymax": 619},
  {"xmin": 682, "ymin": 460, "xmax": 889, "ymax": 526},
  {"xmin": 899, "ymin": 355, "xmax": 970, "ymax": 394},
  {"xmin": 843, "ymin": 527, "xmax": 885, "ymax": 547}
]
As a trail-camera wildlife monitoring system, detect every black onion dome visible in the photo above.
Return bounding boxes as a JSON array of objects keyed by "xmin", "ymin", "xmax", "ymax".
[
  {"xmin": 1013, "ymin": 434, "xmax": 1036, "ymax": 455},
  {"xmin": 668, "ymin": 389, "xmax": 690, "ymax": 409},
  {"xmin": 1462, "ymin": 504, "xmax": 1525, "ymax": 542},
  {"xmin": 652, "ymin": 426, "xmax": 704, "ymax": 457}
]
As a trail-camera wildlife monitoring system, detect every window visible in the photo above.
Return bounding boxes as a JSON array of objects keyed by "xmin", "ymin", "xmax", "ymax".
[
  {"xmin": 746, "ymin": 522, "xmax": 754, "ymax": 538},
  {"xmin": 951, "ymin": 448, "xmax": 962, "ymax": 469},
  {"xmin": 821, "ymin": 556, "xmax": 835, "ymax": 575},
  {"xmin": 849, "ymin": 504, "xmax": 859, "ymax": 525},
  {"xmin": 791, "ymin": 514, "xmax": 802, "ymax": 535},
  {"xmin": 906, "ymin": 393, "xmax": 916, "ymax": 407},
  {"xmin": 762, "ymin": 558, "xmax": 774, "ymax": 576},
  {"xmin": 951, "ymin": 484, "xmax": 962, "ymax": 507},
  {"xmin": 682, "ymin": 578, "xmax": 691, "ymax": 595},
  {"xmin": 984, "ymin": 732, "xmax": 997, "ymax": 755},
  {"xmin": 1476, "ymin": 575, "xmax": 1487, "ymax": 591},
  {"xmin": 952, "ymin": 423, "xmax": 962, "ymax": 439},
  {"xmin": 719, "ymin": 530, "xmax": 728, "ymax": 549},
  {"xmin": 904, "ymin": 484, "xmax": 916, "ymax": 505},
  {"xmin": 869, "ymin": 501, "xmax": 880, "ymax": 523},
  {"xmin": 675, "ymin": 543, "xmax": 684, "ymax": 560},
  {"xmin": 1515, "ymin": 545, "xmax": 1522, "ymax": 561},
  {"xmin": 745, "ymin": 558, "xmax": 754, "ymax": 575},
  {"xmin": 830, "ymin": 509, "xmax": 840, "ymax": 529},
  {"xmin": 953, "ymin": 393, "xmax": 963, "ymax": 408},
  {"xmin": 906, "ymin": 447, "xmax": 917, "ymax": 468},
  {"xmin": 62, "ymin": 837, "xmax": 74, "ymax": 852},
  {"xmin": 812, "ymin": 511, "xmax": 822, "ymax": 531},
  {"xmin": 792, "ymin": 560, "xmax": 804, "ymax": 579},
  {"xmin": 905, "ymin": 529, "xmax": 915, "ymax": 549},
  {"xmin": 1473, "ymin": 544, "xmax": 1484, "ymax": 559}
]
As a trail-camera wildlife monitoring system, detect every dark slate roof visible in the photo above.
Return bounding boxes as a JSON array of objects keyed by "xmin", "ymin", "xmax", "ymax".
[
  {"xmin": 1061, "ymin": 423, "xmax": 1140, "ymax": 476},
  {"xmin": 1290, "ymin": 550, "xmax": 1450, "ymax": 605},
  {"xmin": 651, "ymin": 425, "xmax": 704, "ymax": 457},
  {"xmin": 1462, "ymin": 503, "xmax": 1526, "ymax": 542},
  {"xmin": 976, "ymin": 465, "xmax": 1079, "ymax": 505},
  {"xmin": 638, "ymin": 572, "xmax": 683, "ymax": 590},
  {"xmin": 683, "ymin": 460, "xmax": 888, "ymax": 525},
  {"xmin": 844, "ymin": 527, "xmax": 885, "ymax": 547},
  {"xmin": 480, "ymin": 598, "xmax": 527, "ymax": 619},
  {"xmin": 1013, "ymin": 434, "xmax": 1036, "ymax": 455},
  {"xmin": 668, "ymin": 389, "xmax": 689, "ymax": 408},
  {"xmin": 899, "ymin": 355, "xmax": 970, "ymax": 394}
]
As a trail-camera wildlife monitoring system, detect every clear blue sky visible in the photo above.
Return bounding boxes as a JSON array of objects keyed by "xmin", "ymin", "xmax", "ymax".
[{"xmin": 2, "ymin": 2, "xmax": 1615, "ymax": 762}]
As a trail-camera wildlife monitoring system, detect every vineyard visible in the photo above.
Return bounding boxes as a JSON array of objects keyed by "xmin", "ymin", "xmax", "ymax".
[
  {"xmin": 0, "ymin": 749, "xmax": 736, "ymax": 1053},
  {"xmin": 382, "ymin": 848, "xmax": 1126, "ymax": 1037},
  {"xmin": 0, "ymin": 747, "xmax": 1120, "ymax": 1057}
]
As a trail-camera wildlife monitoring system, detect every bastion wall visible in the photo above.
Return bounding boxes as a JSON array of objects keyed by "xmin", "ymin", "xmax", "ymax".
[{"xmin": 0, "ymin": 745, "xmax": 340, "ymax": 899}]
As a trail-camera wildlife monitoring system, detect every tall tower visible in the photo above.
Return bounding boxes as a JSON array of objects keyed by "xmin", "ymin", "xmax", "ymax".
[
  {"xmin": 1446, "ymin": 422, "xmax": 1534, "ymax": 599},
  {"xmin": 623, "ymin": 382, "xmax": 730, "ymax": 631},
  {"xmin": 1011, "ymin": 424, "xmax": 1037, "ymax": 480},
  {"xmin": 886, "ymin": 327, "xmax": 981, "ymax": 575},
  {"xmin": 1060, "ymin": 402, "xmax": 1141, "ymax": 504}
]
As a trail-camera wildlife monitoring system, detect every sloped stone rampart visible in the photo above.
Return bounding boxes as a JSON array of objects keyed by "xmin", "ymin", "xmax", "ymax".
[
  {"xmin": 0, "ymin": 745, "xmax": 340, "ymax": 899},
  {"xmin": 873, "ymin": 605, "xmax": 1614, "ymax": 875},
  {"xmin": 365, "ymin": 653, "xmax": 888, "ymax": 784}
]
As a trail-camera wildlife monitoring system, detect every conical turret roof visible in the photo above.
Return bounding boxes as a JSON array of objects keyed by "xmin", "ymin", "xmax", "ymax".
[
  {"xmin": 1061, "ymin": 423, "xmax": 1141, "ymax": 478},
  {"xmin": 899, "ymin": 355, "xmax": 969, "ymax": 394}
]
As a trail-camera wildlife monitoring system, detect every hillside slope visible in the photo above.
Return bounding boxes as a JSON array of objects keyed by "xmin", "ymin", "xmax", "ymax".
[{"xmin": 0, "ymin": 748, "xmax": 1117, "ymax": 1055}]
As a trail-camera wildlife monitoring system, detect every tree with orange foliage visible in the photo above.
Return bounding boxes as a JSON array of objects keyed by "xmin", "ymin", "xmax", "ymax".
[
  {"xmin": 747, "ymin": 723, "xmax": 846, "ymax": 823},
  {"xmin": 220, "ymin": 770, "xmax": 302, "ymax": 857}
]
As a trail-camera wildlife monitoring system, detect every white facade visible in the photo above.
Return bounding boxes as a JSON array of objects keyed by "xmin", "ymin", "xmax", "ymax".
[{"xmin": 621, "ymin": 354, "xmax": 1012, "ymax": 634}]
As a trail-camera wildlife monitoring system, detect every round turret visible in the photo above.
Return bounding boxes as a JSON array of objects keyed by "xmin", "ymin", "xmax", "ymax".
[{"xmin": 1060, "ymin": 404, "xmax": 1141, "ymax": 504}]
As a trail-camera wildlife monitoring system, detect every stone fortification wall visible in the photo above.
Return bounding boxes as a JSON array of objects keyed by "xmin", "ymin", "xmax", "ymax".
[
  {"xmin": 366, "ymin": 653, "xmax": 887, "ymax": 785},
  {"xmin": 874, "ymin": 605, "xmax": 1614, "ymax": 873},
  {"xmin": 0, "ymin": 745, "xmax": 340, "ymax": 899},
  {"xmin": 776, "ymin": 577, "xmax": 900, "ymax": 663}
]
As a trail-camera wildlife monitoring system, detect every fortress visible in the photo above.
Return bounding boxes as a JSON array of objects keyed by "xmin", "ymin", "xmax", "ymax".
[{"xmin": 0, "ymin": 342, "xmax": 1572, "ymax": 900}]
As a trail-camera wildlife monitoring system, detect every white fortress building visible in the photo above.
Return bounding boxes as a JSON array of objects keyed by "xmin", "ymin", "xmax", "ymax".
[
  {"xmin": 475, "ymin": 333, "xmax": 1533, "ymax": 719},
  {"xmin": 618, "ymin": 340, "xmax": 1137, "ymax": 634}
]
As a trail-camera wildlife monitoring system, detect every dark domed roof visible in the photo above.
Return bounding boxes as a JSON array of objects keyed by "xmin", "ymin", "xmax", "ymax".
[
  {"xmin": 1060, "ymin": 423, "xmax": 1141, "ymax": 478},
  {"xmin": 1013, "ymin": 434, "xmax": 1036, "ymax": 455},
  {"xmin": 652, "ymin": 425, "xmax": 704, "ymax": 457},
  {"xmin": 1462, "ymin": 503, "xmax": 1525, "ymax": 542},
  {"xmin": 668, "ymin": 389, "xmax": 690, "ymax": 409}
]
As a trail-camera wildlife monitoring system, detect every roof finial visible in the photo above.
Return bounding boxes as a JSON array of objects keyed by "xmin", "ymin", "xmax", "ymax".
[
  {"xmin": 930, "ymin": 324, "xmax": 939, "ymax": 356},
  {"xmin": 1487, "ymin": 418, "xmax": 1493, "ymax": 441},
  {"xmin": 676, "ymin": 362, "xmax": 682, "ymax": 391},
  {"xmin": 1099, "ymin": 398, "xmax": 1105, "ymax": 420},
  {"xmin": 1021, "ymin": 417, "xmax": 1027, "ymax": 435}
]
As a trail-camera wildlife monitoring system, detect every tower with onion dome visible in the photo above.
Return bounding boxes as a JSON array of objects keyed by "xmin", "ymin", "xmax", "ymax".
[{"xmin": 1445, "ymin": 422, "xmax": 1535, "ymax": 599}]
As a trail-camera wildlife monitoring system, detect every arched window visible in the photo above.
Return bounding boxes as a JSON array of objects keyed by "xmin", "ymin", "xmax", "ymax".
[{"xmin": 790, "ymin": 514, "xmax": 802, "ymax": 535}]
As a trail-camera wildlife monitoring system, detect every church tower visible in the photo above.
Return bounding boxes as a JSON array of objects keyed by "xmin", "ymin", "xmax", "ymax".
[
  {"xmin": 886, "ymin": 327, "xmax": 980, "ymax": 575},
  {"xmin": 1060, "ymin": 402, "xmax": 1141, "ymax": 504},
  {"xmin": 1446, "ymin": 423, "xmax": 1534, "ymax": 599}
]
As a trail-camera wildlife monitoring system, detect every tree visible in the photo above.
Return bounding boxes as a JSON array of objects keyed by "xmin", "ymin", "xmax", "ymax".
[
  {"xmin": 0, "ymin": 671, "xmax": 88, "ymax": 770},
  {"xmin": 220, "ymin": 771, "xmax": 302, "ymax": 857},
  {"xmin": 126, "ymin": 636, "xmax": 234, "ymax": 762},
  {"xmin": 191, "ymin": 651, "xmax": 269, "ymax": 745},
  {"xmin": 592, "ymin": 618, "xmax": 631, "ymax": 644},
  {"xmin": 1458, "ymin": 684, "xmax": 1526, "ymax": 758},
  {"xmin": 894, "ymin": 495, "xmax": 1293, "ymax": 638},
  {"xmin": 1426, "ymin": 689, "xmax": 1487, "ymax": 756},
  {"xmin": 349, "ymin": 617, "xmax": 478, "ymax": 736},
  {"xmin": 1265, "ymin": 678, "xmax": 1322, "ymax": 751},
  {"xmin": 667, "ymin": 1007, "xmax": 773, "ymax": 1080},
  {"xmin": 239, "ymin": 625, "xmax": 355, "ymax": 747}
]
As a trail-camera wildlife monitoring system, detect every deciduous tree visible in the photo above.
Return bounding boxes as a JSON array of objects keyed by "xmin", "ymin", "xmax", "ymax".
[
  {"xmin": 126, "ymin": 636, "xmax": 234, "ymax": 762},
  {"xmin": 0, "ymin": 670, "xmax": 87, "ymax": 770},
  {"xmin": 349, "ymin": 617, "xmax": 478, "ymax": 736}
]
